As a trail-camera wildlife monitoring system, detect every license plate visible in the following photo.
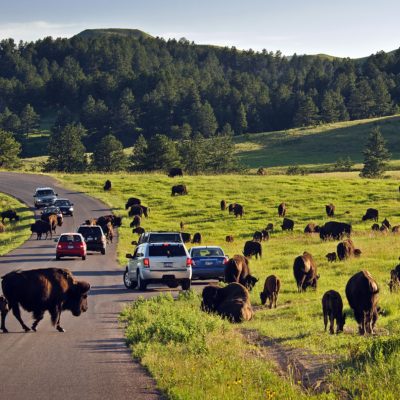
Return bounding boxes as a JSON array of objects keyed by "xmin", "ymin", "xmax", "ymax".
[
  {"xmin": 164, "ymin": 262, "xmax": 173, "ymax": 268},
  {"xmin": 87, "ymin": 237, "xmax": 93, "ymax": 241},
  {"xmin": 68, "ymin": 245, "xmax": 73, "ymax": 249},
  {"xmin": 205, "ymin": 261, "xmax": 213, "ymax": 266}
]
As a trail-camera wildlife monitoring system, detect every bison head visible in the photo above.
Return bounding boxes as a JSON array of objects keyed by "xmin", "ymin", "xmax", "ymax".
[
  {"xmin": 201, "ymin": 285, "xmax": 220, "ymax": 312},
  {"xmin": 243, "ymin": 275, "xmax": 258, "ymax": 291},
  {"xmin": 64, "ymin": 281, "xmax": 91, "ymax": 316},
  {"xmin": 113, "ymin": 216, "xmax": 123, "ymax": 227},
  {"xmin": 259, "ymin": 291, "xmax": 267, "ymax": 305}
]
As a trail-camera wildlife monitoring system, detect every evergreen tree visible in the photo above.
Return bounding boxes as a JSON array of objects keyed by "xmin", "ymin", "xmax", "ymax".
[
  {"xmin": 348, "ymin": 80, "xmax": 375, "ymax": 119},
  {"xmin": 190, "ymin": 101, "xmax": 218, "ymax": 137},
  {"xmin": 19, "ymin": 104, "xmax": 40, "ymax": 137},
  {"xmin": 0, "ymin": 129, "xmax": 21, "ymax": 168},
  {"xmin": 0, "ymin": 107, "xmax": 21, "ymax": 133},
  {"xmin": 129, "ymin": 134, "xmax": 148, "ymax": 171},
  {"xmin": 293, "ymin": 94, "xmax": 319, "ymax": 126},
  {"xmin": 45, "ymin": 124, "xmax": 87, "ymax": 172},
  {"xmin": 320, "ymin": 90, "xmax": 348, "ymax": 123},
  {"xmin": 372, "ymin": 76, "xmax": 393, "ymax": 116},
  {"xmin": 233, "ymin": 103, "xmax": 248, "ymax": 135},
  {"xmin": 178, "ymin": 134, "xmax": 206, "ymax": 174},
  {"xmin": 91, "ymin": 134, "xmax": 127, "ymax": 171},
  {"xmin": 360, "ymin": 127, "xmax": 391, "ymax": 178}
]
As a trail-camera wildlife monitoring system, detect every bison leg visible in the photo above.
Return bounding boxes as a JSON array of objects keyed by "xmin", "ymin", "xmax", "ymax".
[
  {"xmin": 1, "ymin": 309, "xmax": 9, "ymax": 333},
  {"xmin": 274, "ymin": 293, "xmax": 278, "ymax": 308},
  {"xmin": 31, "ymin": 310, "xmax": 45, "ymax": 332},
  {"xmin": 323, "ymin": 312, "xmax": 328, "ymax": 331},
  {"xmin": 50, "ymin": 306, "xmax": 65, "ymax": 332},
  {"xmin": 268, "ymin": 295, "xmax": 273, "ymax": 309},
  {"xmin": 329, "ymin": 314, "xmax": 335, "ymax": 335},
  {"xmin": 10, "ymin": 302, "xmax": 30, "ymax": 332}
]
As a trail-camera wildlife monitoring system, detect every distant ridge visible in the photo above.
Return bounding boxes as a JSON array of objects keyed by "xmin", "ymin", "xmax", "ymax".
[{"xmin": 74, "ymin": 28, "xmax": 152, "ymax": 40}]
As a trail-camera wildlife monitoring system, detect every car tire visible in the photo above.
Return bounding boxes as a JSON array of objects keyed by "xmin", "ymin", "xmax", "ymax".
[
  {"xmin": 123, "ymin": 269, "xmax": 137, "ymax": 289},
  {"xmin": 137, "ymin": 272, "xmax": 147, "ymax": 291},
  {"xmin": 101, "ymin": 248, "xmax": 106, "ymax": 255},
  {"xmin": 56, "ymin": 255, "xmax": 61, "ymax": 260},
  {"xmin": 82, "ymin": 255, "xmax": 86, "ymax": 260},
  {"xmin": 181, "ymin": 279, "xmax": 191, "ymax": 290}
]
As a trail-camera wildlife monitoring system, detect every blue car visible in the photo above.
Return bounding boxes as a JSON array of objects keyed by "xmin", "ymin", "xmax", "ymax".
[{"xmin": 189, "ymin": 246, "xmax": 228, "ymax": 281}]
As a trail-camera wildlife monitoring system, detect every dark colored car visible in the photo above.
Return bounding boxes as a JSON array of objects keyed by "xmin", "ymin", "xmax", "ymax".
[
  {"xmin": 54, "ymin": 198, "xmax": 74, "ymax": 216},
  {"xmin": 77, "ymin": 225, "xmax": 106, "ymax": 255},
  {"xmin": 189, "ymin": 246, "xmax": 228, "ymax": 281}
]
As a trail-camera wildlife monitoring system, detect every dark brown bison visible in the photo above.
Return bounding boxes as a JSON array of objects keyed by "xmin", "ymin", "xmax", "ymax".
[
  {"xmin": 326, "ymin": 252, "xmax": 337, "ymax": 262},
  {"xmin": 278, "ymin": 202, "xmax": 286, "ymax": 217},
  {"xmin": 130, "ymin": 215, "xmax": 141, "ymax": 228},
  {"xmin": 171, "ymin": 184, "xmax": 188, "ymax": 196},
  {"xmin": 97, "ymin": 215, "xmax": 122, "ymax": 228},
  {"xmin": 30, "ymin": 220, "xmax": 52, "ymax": 240},
  {"xmin": 337, "ymin": 239, "xmax": 361, "ymax": 261},
  {"xmin": 168, "ymin": 167, "xmax": 183, "ymax": 177},
  {"xmin": 389, "ymin": 265, "xmax": 400, "ymax": 292},
  {"xmin": 382, "ymin": 218, "xmax": 391, "ymax": 229},
  {"xmin": 224, "ymin": 255, "xmax": 258, "ymax": 291},
  {"xmin": 345, "ymin": 270, "xmax": 379, "ymax": 335},
  {"xmin": 1, "ymin": 268, "xmax": 90, "ymax": 333},
  {"xmin": 362, "ymin": 208, "xmax": 379, "ymax": 222},
  {"xmin": 293, "ymin": 252, "xmax": 319, "ymax": 292},
  {"xmin": 257, "ymin": 167, "xmax": 266, "ymax": 175},
  {"xmin": 260, "ymin": 275, "xmax": 281, "ymax": 308},
  {"xmin": 380, "ymin": 224, "xmax": 389, "ymax": 233},
  {"xmin": 1, "ymin": 209, "xmax": 20, "ymax": 223},
  {"xmin": 201, "ymin": 283, "xmax": 253, "ymax": 323},
  {"xmin": 322, "ymin": 290, "xmax": 346, "ymax": 334},
  {"xmin": 132, "ymin": 227, "xmax": 145, "ymax": 235},
  {"xmin": 253, "ymin": 231, "xmax": 262, "ymax": 242},
  {"xmin": 304, "ymin": 223, "xmax": 320, "ymax": 233},
  {"xmin": 226, "ymin": 235, "xmax": 234, "ymax": 243},
  {"xmin": 281, "ymin": 218, "xmax": 294, "ymax": 231},
  {"xmin": 129, "ymin": 205, "xmax": 143, "ymax": 218},
  {"xmin": 325, "ymin": 204, "xmax": 335, "ymax": 217},
  {"xmin": 139, "ymin": 205, "xmax": 150, "ymax": 218},
  {"xmin": 125, "ymin": 197, "xmax": 141, "ymax": 209},
  {"xmin": 265, "ymin": 223, "xmax": 274, "ymax": 232},
  {"xmin": 243, "ymin": 240, "xmax": 262, "ymax": 259},
  {"xmin": 220, "ymin": 200, "xmax": 227, "ymax": 211},
  {"xmin": 261, "ymin": 229, "xmax": 269, "ymax": 241},
  {"xmin": 233, "ymin": 204, "xmax": 244, "ymax": 218},
  {"xmin": 371, "ymin": 223, "xmax": 380, "ymax": 231},
  {"xmin": 180, "ymin": 232, "xmax": 191, "ymax": 243},
  {"xmin": 103, "ymin": 180, "xmax": 112, "ymax": 191},
  {"xmin": 319, "ymin": 221, "xmax": 352, "ymax": 240},
  {"xmin": 228, "ymin": 203, "xmax": 237, "ymax": 214},
  {"xmin": 192, "ymin": 232, "xmax": 202, "ymax": 244},
  {"xmin": 392, "ymin": 225, "xmax": 400, "ymax": 233},
  {"xmin": 0, "ymin": 295, "xmax": 9, "ymax": 332}
]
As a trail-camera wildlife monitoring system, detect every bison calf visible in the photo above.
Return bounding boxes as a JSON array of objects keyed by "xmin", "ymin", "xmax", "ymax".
[
  {"xmin": 103, "ymin": 180, "xmax": 112, "ymax": 191},
  {"xmin": 260, "ymin": 275, "xmax": 281, "ymax": 309},
  {"xmin": 322, "ymin": 290, "xmax": 346, "ymax": 334},
  {"xmin": 225, "ymin": 235, "xmax": 234, "ymax": 243},
  {"xmin": 325, "ymin": 252, "xmax": 337, "ymax": 262}
]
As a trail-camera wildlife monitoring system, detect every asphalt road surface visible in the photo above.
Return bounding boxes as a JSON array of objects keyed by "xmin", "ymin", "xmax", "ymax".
[{"xmin": 0, "ymin": 172, "xmax": 162, "ymax": 400}]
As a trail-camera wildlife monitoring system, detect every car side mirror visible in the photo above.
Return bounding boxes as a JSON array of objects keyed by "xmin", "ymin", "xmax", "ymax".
[
  {"xmin": 126, "ymin": 253, "xmax": 133, "ymax": 259},
  {"xmin": 56, "ymin": 193, "xmax": 58, "ymax": 196}
]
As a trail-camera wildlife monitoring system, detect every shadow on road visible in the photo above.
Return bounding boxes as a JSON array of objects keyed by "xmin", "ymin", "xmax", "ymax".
[
  {"xmin": 73, "ymin": 270, "xmax": 122, "ymax": 277},
  {"xmin": 77, "ymin": 338, "xmax": 130, "ymax": 354}
]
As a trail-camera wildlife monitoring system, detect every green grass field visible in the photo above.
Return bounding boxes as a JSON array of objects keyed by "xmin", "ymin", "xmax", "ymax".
[
  {"xmin": 0, "ymin": 193, "xmax": 34, "ymax": 255},
  {"xmin": 54, "ymin": 172, "xmax": 400, "ymax": 399}
]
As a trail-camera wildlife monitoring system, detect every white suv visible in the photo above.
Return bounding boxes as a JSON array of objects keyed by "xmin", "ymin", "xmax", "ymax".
[{"xmin": 124, "ymin": 242, "xmax": 192, "ymax": 291}]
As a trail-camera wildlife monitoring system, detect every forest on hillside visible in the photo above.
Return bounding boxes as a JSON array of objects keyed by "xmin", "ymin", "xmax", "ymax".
[{"xmin": 0, "ymin": 32, "xmax": 399, "ymax": 152}]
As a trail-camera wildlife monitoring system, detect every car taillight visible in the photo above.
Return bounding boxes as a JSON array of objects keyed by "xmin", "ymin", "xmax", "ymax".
[
  {"xmin": 223, "ymin": 257, "xmax": 229, "ymax": 264},
  {"xmin": 186, "ymin": 258, "xmax": 192, "ymax": 267},
  {"xmin": 143, "ymin": 258, "xmax": 150, "ymax": 267},
  {"xmin": 79, "ymin": 243, "xmax": 85, "ymax": 248},
  {"xmin": 57, "ymin": 244, "xmax": 62, "ymax": 249}
]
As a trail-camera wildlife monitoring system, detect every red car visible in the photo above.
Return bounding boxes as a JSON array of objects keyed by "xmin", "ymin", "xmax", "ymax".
[{"xmin": 56, "ymin": 233, "xmax": 87, "ymax": 260}]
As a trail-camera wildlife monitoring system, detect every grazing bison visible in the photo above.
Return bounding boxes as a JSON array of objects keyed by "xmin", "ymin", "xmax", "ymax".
[
  {"xmin": 103, "ymin": 180, "xmax": 112, "ymax": 191},
  {"xmin": 253, "ymin": 231, "xmax": 263, "ymax": 242},
  {"xmin": 281, "ymin": 218, "xmax": 294, "ymax": 231},
  {"xmin": 1, "ymin": 295, "xmax": 9, "ymax": 332},
  {"xmin": 265, "ymin": 223, "xmax": 274, "ymax": 232},
  {"xmin": 233, "ymin": 204, "xmax": 244, "ymax": 218},
  {"xmin": 389, "ymin": 265, "xmax": 400, "ymax": 292},
  {"xmin": 129, "ymin": 205, "xmax": 143, "ymax": 218},
  {"xmin": 1, "ymin": 268, "xmax": 90, "ymax": 333},
  {"xmin": 380, "ymin": 224, "xmax": 389, "ymax": 233},
  {"xmin": 392, "ymin": 225, "xmax": 400, "ymax": 233},
  {"xmin": 168, "ymin": 167, "xmax": 183, "ymax": 178},
  {"xmin": 220, "ymin": 200, "xmax": 227, "ymax": 211},
  {"xmin": 337, "ymin": 239, "xmax": 361, "ymax": 261},
  {"xmin": 132, "ymin": 227, "xmax": 145, "ymax": 235},
  {"xmin": 371, "ymin": 223, "xmax": 380, "ymax": 231},
  {"xmin": 319, "ymin": 221, "xmax": 352, "ymax": 240},
  {"xmin": 226, "ymin": 235, "xmax": 234, "ymax": 243},
  {"xmin": 180, "ymin": 232, "xmax": 191, "ymax": 243},
  {"xmin": 243, "ymin": 240, "xmax": 262, "ymax": 259},
  {"xmin": 1, "ymin": 209, "xmax": 20, "ymax": 223},
  {"xmin": 171, "ymin": 184, "xmax": 188, "ymax": 196},
  {"xmin": 326, "ymin": 252, "xmax": 337, "ymax": 262},
  {"xmin": 257, "ymin": 167, "xmax": 266, "ymax": 175},
  {"xmin": 362, "ymin": 208, "xmax": 379, "ymax": 222},
  {"xmin": 201, "ymin": 283, "xmax": 253, "ymax": 323},
  {"xmin": 278, "ymin": 202, "xmax": 286, "ymax": 217},
  {"xmin": 322, "ymin": 290, "xmax": 346, "ymax": 334},
  {"xmin": 345, "ymin": 270, "xmax": 379, "ymax": 335},
  {"xmin": 224, "ymin": 255, "xmax": 258, "ymax": 291},
  {"xmin": 130, "ymin": 215, "xmax": 141, "ymax": 228},
  {"xmin": 192, "ymin": 232, "xmax": 202, "ymax": 244},
  {"xmin": 293, "ymin": 252, "xmax": 319, "ymax": 292},
  {"xmin": 325, "ymin": 204, "xmax": 335, "ymax": 217},
  {"xmin": 260, "ymin": 275, "xmax": 281, "ymax": 309},
  {"xmin": 30, "ymin": 220, "xmax": 52, "ymax": 240},
  {"xmin": 261, "ymin": 229, "xmax": 269, "ymax": 241},
  {"xmin": 0, "ymin": 222, "xmax": 5, "ymax": 233},
  {"xmin": 125, "ymin": 197, "xmax": 141, "ymax": 210},
  {"xmin": 382, "ymin": 218, "xmax": 391, "ymax": 229},
  {"xmin": 304, "ymin": 223, "xmax": 320, "ymax": 233},
  {"xmin": 140, "ymin": 205, "xmax": 150, "ymax": 218},
  {"xmin": 228, "ymin": 203, "xmax": 237, "ymax": 214}
]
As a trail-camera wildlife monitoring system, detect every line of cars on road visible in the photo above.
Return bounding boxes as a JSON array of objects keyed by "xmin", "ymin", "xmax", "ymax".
[{"xmin": 123, "ymin": 231, "xmax": 229, "ymax": 291}]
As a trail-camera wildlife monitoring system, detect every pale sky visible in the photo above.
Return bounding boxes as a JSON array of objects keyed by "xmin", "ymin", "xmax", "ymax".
[{"xmin": 0, "ymin": 0, "xmax": 399, "ymax": 58}]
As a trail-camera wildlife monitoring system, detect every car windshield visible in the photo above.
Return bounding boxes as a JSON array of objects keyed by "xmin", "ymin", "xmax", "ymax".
[
  {"xmin": 36, "ymin": 190, "xmax": 55, "ymax": 196},
  {"xmin": 78, "ymin": 226, "xmax": 103, "ymax": 236},
  {"xmin": 149, "ymin": 245, "xmax": 186, "ymax": 257},
  {"xmin": 191, "ymin": 248, "xmax": 224, "ymax": 257},
  {"xmin": 60, "ymin": 235, "xmax": 82, "ymax": 243},
  {"xmin": 55, "ymin": 200, "xmax": 70, "ymax": 206}
]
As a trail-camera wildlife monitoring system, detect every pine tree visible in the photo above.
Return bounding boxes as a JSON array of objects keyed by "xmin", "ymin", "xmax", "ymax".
[
  {"xmin": 0, "ymin": 129, "xmax": 21, "ymax": 168},
  {"xmin": 320, "ymin": 90, "xmax": 348, "ymax": 123},
  {"xmin": 19, "ymin": 104, "xmax": 40, "ymax": 138},
  {"xmin": 129, "ymin": 134, "xmax": 148, "ymax": 171},
  {"xmin": 372, "ymin": 76, "xmax": 393, "ymax": 116},
  {"xmin": 360, "ymin": 127, "xmax": 391, "ymax": 178},
  {"xmin": 142, "ymin": 134, "xmax": 181, "ymax": 171},
  {"xmin": 234, "ymin": 103, "xmax": 248, "ymax": 135},
  {"xmin": 91, "ymin": 134, "xmax": 127, "ymax": 171},
  {"xmin": 348, "ymin": 80, "xmax": 375, "ymax": 119},
  {"xmin": 190, "ymin": 101, "xmax": 218, "ymax": 137},
  {"xmin": 293, "ymin": 94, "xmax": 319, "ymax": 127}
]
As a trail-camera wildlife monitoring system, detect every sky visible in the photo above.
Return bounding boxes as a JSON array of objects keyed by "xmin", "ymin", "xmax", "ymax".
[{"xmin": 0, "ymin": 0, "xmax": 399, "ymax": 58}]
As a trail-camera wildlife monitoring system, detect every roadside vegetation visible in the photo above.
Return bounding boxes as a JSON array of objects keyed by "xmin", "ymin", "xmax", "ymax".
[
  {"xmin": 56, "ymin": 172, "xmax": 400, "ymax": 399},
  {"xmin": 0, "ymin": 192, "xmax": 34, "ymax": 255}
]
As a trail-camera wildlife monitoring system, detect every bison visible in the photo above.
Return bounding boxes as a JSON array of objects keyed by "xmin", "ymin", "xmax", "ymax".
[
  {"xmin": 337, "ymin": 239, "xmax": 361, "ymax": 261},
  {"xmin": 253, "ymin": 231, "xmax": 263, "ymax": 242},
  {"xmin": 225, "ymin": 235, "xmax": 234, "ymax": 243},
  {"xmin": 1, "ymin": 209, "xmax": 20, "ymax": 223},
  {"xmin": 192, "ymin": 232, "xmax": 202, "ymax": 244},
  {"xmin": 224, "ymin": 255, "xmax": 258, "ymax": 291},
  {"xmin": 30, "ymin": 220, "xmax": 52, "ymax": 240},
  {"xmin": 304, "ymin": 223, "xmax": 320, "ymax": 233},
  {"xmin": 293, "ymin": 252, "xmax": 319, "ymax": 292},
  {"xmin": 326, "ymin": 252, "xmax": 337, "ymax": 262},
  {"xmin": 243, "ymin": 240, "xmax": 262, "ymax": 259},
  {"xmin": 325, "ymin": 204, "xmax": 335, "ymax": 217},
  {"xmin": 130, "ymin": 215, "xmax": 141, "ymax": 228},
  {"xmin": 180, "ymin": 221, "xmax": 185, "ymax": 230},
  {"xmin": 220, "ymin": 200, "xmax": 227, "ymax": 211},
  {"xmin": 382, "ymin": 218, "xmax": 391, "ymax": 229},
  {"xmin": 281, "ymin": 218, "xmax": 294, "ymax": 231},
  {"xmin": 257, "ymin": 167, "xmax": 266, "ymax": 175},
  {"xmin": 180, "ymin": 232, "xmax": 191, "ymax": 243},
  {"xmin": 103, "ymin": 180, "xmax": 112, "ymax": 191},
  {"xmin": 129, "ymin": 205, "xmax": 143, "ymax": 218},
  {"xmin": 171, "ymin": 184, "xmax": 188, "ymax": 196},
  {"xmin": 322, "ymin": 290, "xmax": 346, "ymax": 334},
  {"xmin": 228, "ymin": 203, "xmax": 237, "ymax": 214},
  {"xmin": 201, "ymin": 283, "xmax": 253, "ymax": 323},
  {"xmin": 392, "ymin": 225, "xmax": 400, "ymax": 233},
  {"xmin": 233, "ymin": 204, "xmax": 244, "ymax": 218},
  {"xmin": 362, "ymin": 208, "xmax": 379, "ymax": 222},
  {"xmin": 0, "ymin": 295, "xmax": 9, "ymax": 333},
  {"xmin": 319, "ymin": 221, "xmax": 352, "ymax": 240},
  {"xmin": 260, "ymin": 275, "xmax": 281, "ymax": 309},
  {"xmin": 132, "ymin": 227, "xmax": 145, "ymax": 235},
  {"xmin": 261, "ymin": 229, "xmax": 269, "ymax": 241},
  {"xmin": 389, "ymin": 265, "xmax": 400, "ymax": 292},
  {"xmin": 1, "ymin": 268, "xmax": 90, "ymax": 333},
  {"xmin": 371, "ymin": 223, "xmax": 380, "ymax": 231},
  {"xmin": 345, "ymin": 270, "xmax": 379, "ymax": 335},
  {"xmin": 265, "ymin": 223, "xmax": 274, "ymax": 232},
  {"xmin": 168, "ymin": 167, "xmax": 183, "ymax": 178},
  {"xmin": 278, "ymin": 202, "xmax": 286, "ymax": 217},
  {"xmin": 125, "ymin": 197, "xmax": 141, "ymax": 209}
]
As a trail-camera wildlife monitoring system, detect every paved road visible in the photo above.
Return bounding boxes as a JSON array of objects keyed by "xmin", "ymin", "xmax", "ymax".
[{"xmin": 0, "ymin": 172, "xmax": 161, "ymax": 400}]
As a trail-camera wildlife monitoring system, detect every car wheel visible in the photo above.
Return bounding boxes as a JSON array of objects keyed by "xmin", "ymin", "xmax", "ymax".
[
  {"xmin": 137, "ymin": 272, "xmax": 147, "ymax": 290},
  {"xmin": 101, "ymin": 248, "xmax": 106, "ymax": 255},
  {"xmin": 82, "ymin": 255, "xmax": 86, "ymax": 260},
  {"xmin": 56, "ymin": 255, "xmax": 61, "ymax": 260},
  {"xmin": 181, "ymin": 279, "xmax": 191, "ymax": 290},
  {"xmin": 123, "ymin": 269, "xmax": 137, "ymax": 289}
]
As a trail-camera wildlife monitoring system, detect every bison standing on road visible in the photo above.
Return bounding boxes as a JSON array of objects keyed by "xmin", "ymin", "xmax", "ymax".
[
  {"xmin": 243, "ymin": 240, "xmax": 262, "ymax": 259},
  {"xmin": 337, "ymin": 239, "xmax": 361, "ymax": 261},
  {"xmin": 132, "ymin": 227, "xmax": 145, "ymax": 235},
  {"xmin": 293, "ymin": 252, "xmax": 319, "ymax": 292},
  {"xmin": 260, "ymin": 275, "xmax": 281, "ymax": 309},
  {"xmin": 168, "ymin": 168, "xmax": 183, "ymax": 178},
  {"xmin": 1, "ymin": 210, "xmax": 20, "ymax": 223},
  {"xmin": 278, "ymin": 202, "xmax": 286, "ymax": 217},
  {"xmin": 125, "ymin": 197, "xmax": 141, "ymax": 209},
  {"xmin": 322, "ymin": 290, "xmax": 346, "ymax": 334},
  {"xmin": 103, "ymin": 180, "xmax": 112, "ymax": 191},
  {"xmin": 1, "ymin": 268, "xmax": 90, "ymax": 333},
  {"xmin": 319, "ymin": 221, "xmax": 352, "ymax": 240},
  {"xmin": 281, "ymin": 218, "xmax": 294, "ymax": 231},
  {"xmin": 171, "ymin": 184, "xmax": 188, "ymax": 196},
  {"xmin": 30, "ymin": 220, "xmax": 52, "ymax": 240},
  {"xmin": 224, "ymin": 255, "xmax": 258, "ymax": 291},
  {"xmin": 362, "ymin": 208, "xmax": 379, "ymax": 222},
  {"xmin": 325, "ymin": 204, "xmax": 335, "ymax": 217},
  {"xmin": 345, "ymin": 270, "xmax": 379, "ymax": 335}
]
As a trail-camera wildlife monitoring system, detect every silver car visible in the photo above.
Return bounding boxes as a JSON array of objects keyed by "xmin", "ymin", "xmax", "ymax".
[
  {"xmin": 124, "ymin": 242, "xmax": 192, "ymax": 291},
  {"xmin": 34, "ymin": 187, "xmax": 58, "ymax": 208}
]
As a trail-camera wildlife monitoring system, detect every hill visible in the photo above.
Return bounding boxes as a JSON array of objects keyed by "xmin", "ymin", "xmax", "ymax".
[{"xmin": 73, "ymin": 28, "xmax": 152, "ymax": 40}]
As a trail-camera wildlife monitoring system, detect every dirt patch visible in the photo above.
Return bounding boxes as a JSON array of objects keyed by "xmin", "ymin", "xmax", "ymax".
[{"xmin": 242, "ymin": 329, "xmax": 342, "ymax": 395}]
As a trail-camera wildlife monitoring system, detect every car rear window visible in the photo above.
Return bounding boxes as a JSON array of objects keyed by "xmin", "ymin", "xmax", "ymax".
[
  {"xmin": 78, "ymin": 226, "xmax": 103, "ymax": 236},
  {"xmin": 55, "ymin": 200, "xmax": 70, "ymax": 206},
  {"xmin": 191, "ymin": 248, "xmax": 224, "ymax": 257},
  {"xmin": 149, "ymin": 233, "xmax": 182, "ymax": 243},
  {"xmin": 149, "ymin": 245, "xmax": 186, "ymax": 257},
  {"xmin": 60, "ymin": 235, "xmax": 82, "ymax": 243}
]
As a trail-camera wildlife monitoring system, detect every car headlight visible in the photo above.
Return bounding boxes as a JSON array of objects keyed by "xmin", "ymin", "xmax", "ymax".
[{"xmin": 69, "ymin": 207, "xmax": 73, "ymax": 211}]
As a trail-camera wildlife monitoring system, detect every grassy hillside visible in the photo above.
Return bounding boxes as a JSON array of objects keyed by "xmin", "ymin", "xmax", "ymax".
[
  {"xmin": 56, "ymin": 172, "xmax": 400, "ymax": 399},
  {"xmin": 235, "ymin": 115, "xmax": 400, "ymax": 169}
]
